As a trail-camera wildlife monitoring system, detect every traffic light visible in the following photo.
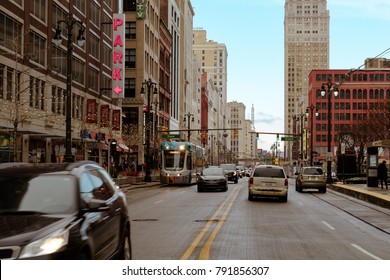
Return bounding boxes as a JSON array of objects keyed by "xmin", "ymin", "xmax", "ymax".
[
  {"xmin": 274, "ymin": 157, "xmax": 279, "ymax": 165},
  {"xmin": 233, "ymin": 129, "xmax": 238, "ymax": 138},
  {"xmin": 256, "ymin": 133, "xmax": 259, "ymax": 140},
  {"xmin": 276, "ymin": 133, "xmax": 280, "ymax": 140},
  {"xmin": 110, "ymin": 139, "xmax": 117, "ymax": 156}
]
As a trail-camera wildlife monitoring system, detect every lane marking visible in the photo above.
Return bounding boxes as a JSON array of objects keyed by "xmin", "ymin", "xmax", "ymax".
[
  {"xmin": 298, "ymin": 201, "xmax": 304, "ymax": 206},
  {"xmin": 322, "ymin": 220, "xmax": 336, "ymax": 230},
  {"xmin": 180, "ymin": 186, "xmax": 241, "ymax": 260},
  {"xmin": 154, "ymin": 200, "xmax": 163, "ymax": 204},
  {"xmin": 198, "ymin": 187, "xmax": 241, "ymax": 259},
  {"xmin": 351, "ymin": 243, "xmax": 382, "ymax": 260}
]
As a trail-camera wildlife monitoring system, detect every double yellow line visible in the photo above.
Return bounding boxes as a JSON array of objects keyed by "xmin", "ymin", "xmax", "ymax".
[{"xmin": 180, "ymin": 185, "xmax": 242, "ymax": 260}]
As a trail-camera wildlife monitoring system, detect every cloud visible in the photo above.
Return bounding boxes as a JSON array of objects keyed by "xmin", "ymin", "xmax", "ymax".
[{"xmin": 255, "ymin": 112, "xmax": 283, "ymax": 126}]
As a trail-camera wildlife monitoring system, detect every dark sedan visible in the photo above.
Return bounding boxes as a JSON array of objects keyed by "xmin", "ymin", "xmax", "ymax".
[
  {"xmin": 0, "ymin": 161, "xmax": 131, "ymax": 260},
  {"xmin": 197, "ymin": 167, "xmax": 228, "ymax": 192}
]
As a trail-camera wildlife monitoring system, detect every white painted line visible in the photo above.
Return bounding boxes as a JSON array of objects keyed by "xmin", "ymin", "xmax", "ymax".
[
  {"xmin": 154, "ymin": 200, "xmax": 163, "ymax": 204},
  {"xmin": 322, "ymin": 220, "xmax": 336, "ymax": 230},
  {"xmin": 180, "ymin": 191, "xmax": 186, "ymax": 194},
  {"xmin": 298, "ymin": 201, "xmax": 304, "ymax": 206},
  {"xmin": 351, "ymin": 243, "xmax": 382, "ymax": 260}
]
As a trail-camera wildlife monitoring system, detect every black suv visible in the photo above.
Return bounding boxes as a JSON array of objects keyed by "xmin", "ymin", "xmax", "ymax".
[
  {"xmin": 0, "ymin": 161, "xmax": 131, "ymax": 260},
  {"xmin": 220, "ymin": 163, "xmax": 239, "ymax": 184}
]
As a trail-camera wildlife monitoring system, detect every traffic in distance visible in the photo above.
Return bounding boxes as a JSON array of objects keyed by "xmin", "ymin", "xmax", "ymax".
[{"xmin": 1, "ymin": 141, "xmax": 389, "ymax": 260}]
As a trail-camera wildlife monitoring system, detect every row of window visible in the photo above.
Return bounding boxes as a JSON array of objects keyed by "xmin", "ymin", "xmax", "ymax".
[
  {"xmin": 315, "ymin": 89, "xmax": 390, "ymax": 100},
  {"xmin": 316, "ymin": 73, "xmax": 390, "ymax": 82}
]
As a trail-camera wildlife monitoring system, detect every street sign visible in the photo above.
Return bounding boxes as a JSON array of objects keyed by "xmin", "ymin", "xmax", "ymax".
[
  {"xmin": 281, "ymin": 136, "xmax": 299, "ymax": 141},
  {"xmin": 162, "ymin": 134, "xmax": 180, "ymax": 139}
]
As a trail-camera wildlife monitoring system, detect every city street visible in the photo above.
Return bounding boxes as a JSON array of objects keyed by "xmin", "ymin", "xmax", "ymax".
[{"xmin": 127, "ymin": 177, "xmax": 390, "ymax": 260}]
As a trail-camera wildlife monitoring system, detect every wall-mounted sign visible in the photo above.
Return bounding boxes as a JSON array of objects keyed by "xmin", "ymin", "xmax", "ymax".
[
  {"xmin": 112, "ymin": 14, "xmax": 125, "ymax": 98},
  {"xmin": 136, "ymin": 0, "xmax": 148, "ymax": 19}
]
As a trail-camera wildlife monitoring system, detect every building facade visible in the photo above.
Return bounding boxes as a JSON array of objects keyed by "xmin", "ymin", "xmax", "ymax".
[
  {"xmin": 308, "ymin": 69, "xmax": 390, "ymax": 172},
  {"xmin": 284, "ymin": 0, "xmax": 329, "ymax": 163},
  {"xmin": 0, "ymin": 0, "xmax": 123, "ymax": 165}
]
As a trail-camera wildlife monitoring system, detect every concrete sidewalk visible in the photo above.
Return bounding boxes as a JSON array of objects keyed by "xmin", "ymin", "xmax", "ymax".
[{"xmin": 328, "ymin": 182, "xmax": 390, "ymax": 209}]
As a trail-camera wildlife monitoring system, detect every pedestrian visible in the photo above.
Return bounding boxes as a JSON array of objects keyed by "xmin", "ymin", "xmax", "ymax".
[{"xmin": 377, "ymin": 160, "xmax": 388, "ymax": 189}]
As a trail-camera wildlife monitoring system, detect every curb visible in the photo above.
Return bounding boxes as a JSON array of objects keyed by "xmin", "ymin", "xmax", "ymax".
[{"xmin": 329, "ymin": 183, "xmax": 390, "ymax": 209}]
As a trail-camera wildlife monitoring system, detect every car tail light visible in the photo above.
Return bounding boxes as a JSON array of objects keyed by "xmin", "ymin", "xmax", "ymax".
[
  {"xmin": 249, "ymin": 177, "xmax": 253, "ymax": 184},
  {"xmin": 284, "ymin": 179, "xmax": 288, "ymax": 186}
]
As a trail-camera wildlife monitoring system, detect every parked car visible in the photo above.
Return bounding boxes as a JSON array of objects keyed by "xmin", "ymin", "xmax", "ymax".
[
  {"xmin": 248, "ymin": 165, "xmax": 288, "ymax": 202},
  {"xmin": 0, "ymin": 161, "xmax": 131, "ymax": 260},
  {"xmin": 296, "ymin": 166, "xmax": 326, "ymax": 193},
  {"xmin": 197, "ymin": 167, "xmax": 228, "ymax": 192},
  {"xmin": 220, "ymin": 163, "xmax": 239, "ymax": 183}
]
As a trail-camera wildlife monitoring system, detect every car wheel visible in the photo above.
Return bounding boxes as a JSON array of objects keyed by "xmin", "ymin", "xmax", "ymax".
[
  {"xmin": 319, "ymin": 188, "xmax": 327, "ymax": 193},
  {"xmin": 119, "ymin": 228, "xmax": 132, "ymax": 260},
  {"xmin": 248, "ymin": 191, "xmax": 254, "ymax": 201},
  {"xmin": 197, "ymin": 186, "xmax": 203, "ymax": 192},
  {"xmin": 280, "ymin": 194, "xmax": 288, "ymax": 202},
  {"xmin": 234, "ymin": 178, "xmax": 238, "ymax": 184},
  {"xmin": 223, "ymin": 185, "xmax": 228, "ymax": 192}
]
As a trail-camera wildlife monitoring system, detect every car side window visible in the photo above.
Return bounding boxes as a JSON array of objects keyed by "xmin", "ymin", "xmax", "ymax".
[{"xmin": 80, "ymin": 169, "xmax": 114, "ymax": 201}]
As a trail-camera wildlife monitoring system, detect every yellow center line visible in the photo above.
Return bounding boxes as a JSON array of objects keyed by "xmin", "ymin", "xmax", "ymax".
[
  {"xmin": 180, "ymin": 186, "xmax": 242, "ymax": 260},
  {"xmin": 198, "ymin": 186, "xmax": 241, "ymax": 260}
]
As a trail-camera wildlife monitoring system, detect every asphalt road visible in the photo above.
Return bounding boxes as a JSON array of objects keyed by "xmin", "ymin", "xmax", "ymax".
[{"xmin": 126, "ymin": 177, "xmax": 390, "ymax": 260}]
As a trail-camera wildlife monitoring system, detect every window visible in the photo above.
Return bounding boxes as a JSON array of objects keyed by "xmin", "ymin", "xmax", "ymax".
[
  {"xmin": 31, "ymin": 0, "xmax": 46, "ymax": 22},
  {"xmin": 125, "ymin": 78, "xmax": 135, "ymax": 98},
  {"xmin": 74, "ymin": 0, "xmax": 86, "ymax": 14},
  {"xmin": 123, "ymin": 0, "xmax": 136, "ymax": 11},
  {"xmin": 88, "ymin": 67, "xmax": 99, "ymax": 92},
  {"xmin": 89, "ymin": 33, "xmax": 100, "ymax": 59},
  {"xmin": 125, "ymin": 48, "xmax": 136, "ymax": 68},
  {"xmin": 90, "ymin": 1, "xmax": 100, "ymax": 27},
  {"xmin": 0, "ymin": 12, "xmax": 22, "ymax": 54},
  {"xmin": 125, "ymin": 22, "xmax": 136, "ymax": 39},
  {"xmin": 30, "ymin": 31, "xmax": 46, "ymax": 66}
]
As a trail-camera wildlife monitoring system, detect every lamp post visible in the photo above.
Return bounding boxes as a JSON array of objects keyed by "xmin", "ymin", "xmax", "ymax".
[
  {"xmin": 183, "ymin": 112, "xmax": 194, "ymax": 142},
  {"xmin": 53, "ymin": 13, "xmax": 85, "ymax": 162},
  {"xmin": 306, "ymin": 105, "xmax": 319, "ymax": 166},
  {"xmin": 295, "ymin": 113, "xmax": 306, "ymax": 166},
  {"xmin": 140, "ymin": 78, "xmax": 158, "ymax": 182},
  {"xmin": 321, "ymin": 77, "xmax": 339, "ymax": 183}
]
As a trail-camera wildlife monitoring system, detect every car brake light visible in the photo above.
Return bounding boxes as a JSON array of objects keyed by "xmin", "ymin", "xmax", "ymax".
[
  {"xmin": 284, "ymin": 179, "xmax": 288, "ymax": 186},
  {"xmin": 249, "ymin": 177, "xmax": 253, "ymax": 184}
]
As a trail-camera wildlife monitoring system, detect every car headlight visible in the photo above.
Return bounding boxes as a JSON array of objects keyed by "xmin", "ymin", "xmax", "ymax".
[{"xmin": 19, "ymin": 228, "xmax": 69, "ymax": 259}]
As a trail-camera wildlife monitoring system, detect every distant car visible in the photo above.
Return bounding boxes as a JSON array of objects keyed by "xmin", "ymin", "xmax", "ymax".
[
  {"xmin": 220, "ymin": 163, "xmax": 239, "ymax": 183},
  {"xmin": 197, "ymin": 167, "xmax": 228, "ymax": 192},
  {"xmin": 296, "ymin": 166, "xmax": 326, "ymax": 193},
  {"xmin": 0, "ymin": 161, "xmax": 131, "ymax": 260},
  {"xmin": 248, "ymin": 165, "xmax": 288, "ymax": 202}
]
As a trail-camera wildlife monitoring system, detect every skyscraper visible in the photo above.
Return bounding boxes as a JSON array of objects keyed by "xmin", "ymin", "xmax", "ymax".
[{"xmin": 284, "ymin": 0, "xmax": 329, "ymax": 163}]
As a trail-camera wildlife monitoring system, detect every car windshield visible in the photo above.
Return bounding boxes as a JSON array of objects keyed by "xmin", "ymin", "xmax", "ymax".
[
  {"xmin": 203, "ymin": 168, "xmax": 224, "ymax": 176},
  {"xmin": 303, "ymin": 168, "xmax": 323, "ymax": 175},
  {"xmin": 253, "ymin": 167, "xmax": 285, "ymax": 178},
  {"xmin": 0, "ymin": 175, "xmax": 76, "ymax": 214}
]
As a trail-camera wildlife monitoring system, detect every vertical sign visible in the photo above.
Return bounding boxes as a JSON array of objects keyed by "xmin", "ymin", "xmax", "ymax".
[
  {"xmin": 112, "ymin": 110, "xmax": 121, "ymax": 131},
  {"xmin": 136, "ymin": 0, "xmax": 148, "ymax": 19},
  {"xmin": 86, "ymin": 99, "xmax": 97, "ymax": 124},
  {"xmin": 100, "ymin": 105, "xmax": 110, "ymax": 127},
  {"xmin": 112, "ymin": 14, "xmax": 125, "ymax": 99}
]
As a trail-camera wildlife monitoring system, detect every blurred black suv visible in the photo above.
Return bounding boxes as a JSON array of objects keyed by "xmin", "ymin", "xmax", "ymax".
[{"xmin": 0, "ymin": 161, "xmax": 131, "ymax": 260}]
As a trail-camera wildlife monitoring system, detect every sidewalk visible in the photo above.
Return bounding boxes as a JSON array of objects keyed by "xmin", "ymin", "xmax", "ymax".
[{"xmin": 329, "ymin": 182, "xmax": 390, "ymax": 209}]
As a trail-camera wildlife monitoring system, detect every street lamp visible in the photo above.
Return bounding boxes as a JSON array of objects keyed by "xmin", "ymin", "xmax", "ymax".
[
  {"xmin": 140, "ymin": 78, "xmax": 158, "ymax": 182},
  {"xmin": 183, "ymin": 112, "xmax": 194, "ymax": 142},
  {"xmin": 53, "ymin": 13, "xmax": 85, "ymax": 162},
  {"xmin": 321, "ymin": 77, "xmax": 339, "ymax": 183},
  {"xmin": 306, "ymin": 105, "xmax": 319, "ymax": 166}
]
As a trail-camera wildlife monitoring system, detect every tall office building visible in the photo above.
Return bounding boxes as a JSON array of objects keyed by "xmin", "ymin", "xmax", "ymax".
[
  {"xmin": 284, "ymin": 0, "xmax": 329, "ymax": 163},
  {"xmin": 193, "ymin": 29, "xmax": 227, "ymax": 142}
]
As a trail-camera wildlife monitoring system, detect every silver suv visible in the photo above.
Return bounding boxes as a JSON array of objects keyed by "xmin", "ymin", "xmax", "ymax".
[
  {"xmin": 248, "ymin": 165, "xmax": 288, "ymax": 202},
  {"xmin": 220, "ymin": 163, "xmax": 239, "ymax": 184}
]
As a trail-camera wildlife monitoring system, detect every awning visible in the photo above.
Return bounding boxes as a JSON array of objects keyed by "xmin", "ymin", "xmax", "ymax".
[{"xmin": 118, "ymin": 143, "xmax": 129, "ymax": 152}]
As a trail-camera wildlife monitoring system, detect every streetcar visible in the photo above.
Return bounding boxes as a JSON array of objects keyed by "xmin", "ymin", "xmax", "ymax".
[{"xmin": 160, "ymin": 141, "xmax": 206, "ymax": 185}]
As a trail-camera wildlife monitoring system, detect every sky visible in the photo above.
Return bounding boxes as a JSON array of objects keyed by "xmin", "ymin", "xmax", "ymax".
[{"xmin": 190, "ymin": 0, "xmax": 390, "ymax": 151}]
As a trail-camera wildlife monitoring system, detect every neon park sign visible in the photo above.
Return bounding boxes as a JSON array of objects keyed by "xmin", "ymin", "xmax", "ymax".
[{"xmin": 112, "ymin": 14, "xmax": 125, "ymax": 99}]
